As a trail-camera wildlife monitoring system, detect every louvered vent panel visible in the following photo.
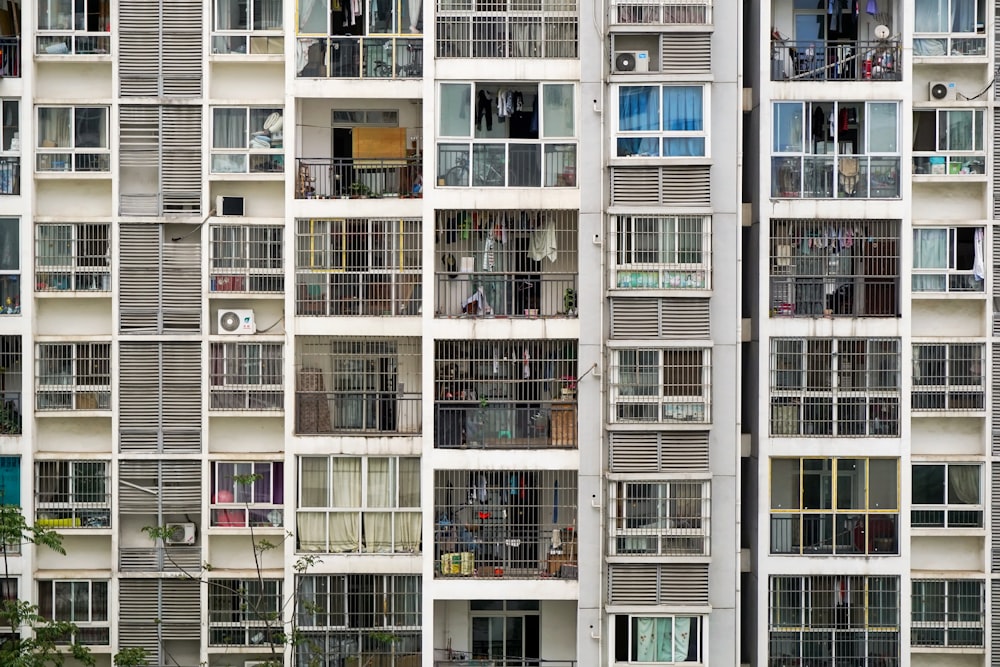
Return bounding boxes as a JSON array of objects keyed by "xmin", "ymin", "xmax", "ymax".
[
  {"xmin": 161, "ymin": 244, "xmax": 201, "ymax": 332},
  {"xmin": 119, "ymin": 460, "xmax": 201, "ymax": 513},
  {"xmin": 992, "ymin": 580, "xmax": 1000, "ymax": 665},
  {"xmin": 609, "ymin": 432, "xmax": 659, "ymax": 472},
  {"xmin": 661, "ymin": 166, "xmax": 711, "ymax": 206},
  {"xmin": 161, "ymin": 106, "xmax": 203, "ymax": 214},
  {"xmin": 161, "ymin": 0, "xmax": 203, "ymax": 97},
  {"xmin": 660, "ymin": 298, "xmax": 710, "ymax": 339},
  {"xmin": 993, "ymin": 464, "xmax": 1000, "ymax": 571},
  {"xmin": 118, "ymin": 0, "xmax": 159, "ymax": 97},
  {"xmin": 994, "ymin": 109, "xmax": 1000, "ymax": 216},
  {"xmin": 611, "ymin": 167, "xmax": 660, "ymax": 206},
  {"xmin": 118, "ymin": 460, "xmax": 160, "ymax": 513},
  {"xmin": 660, "ymin": 431, "xmax": 710, "ymax": 470},
  {"xmin": 610, "ymin": 297, "xmax": 660, "ymax": 338},
  {"xmin": 119, "ymin": 580, "xmax": 161, "ymax": 664},
  {"xmin": 608, "ymin": 564, "xmax": 659, "ymax": 605},
  {"xmin": 119, "ymin": 343, "xmax": 160, "ymax": 452},
  {"xmin": 119, "ymin": 224, "xmax": 161, "ymax": 333},
  {"xmin": 119, "ymin": 106, "xmax": 161, "ymax": 216},
  {"xmin": 160, "ymin": 579, "xmax": 201, "ymax": 636},
  {"xmin": 161, "ymin": 343, "xmax": 202, "ymax": 452},
  {"xmin": 658, "ymin": 563, "xmax": 709, "ymax": 606},
  {"xmin": 120, "ymin": 344, "xmax": 202, "ymax": 453},
  {"xmin": 660, "ymin": 33, "xmax": 712, "ymax": 72}
]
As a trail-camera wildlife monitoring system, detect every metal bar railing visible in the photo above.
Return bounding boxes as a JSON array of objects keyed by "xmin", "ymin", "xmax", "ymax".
[
  {"xmin": 0, "ymin": 391, "xmax": 20, "ymax": 435},
  {"xmin": 913, "ymin": 154, "xmax": 986, "ymax": 176},
  {"xmin": 296, "ymin": 157, "xmax": 422, "ymax": 199},
  {"xmin": 435, "ymin": 401, "xmax": 577, "ymax": 448},
  {"xmin": 0, "ymin": 37, "xmax": 20, "ymax": 77},
  {"xmin": 296, "ymin": 36, "xmax": 423, "ymax": 78},
  {"xmin": 772, "ymin": 155, "xmax": 900, "ymax": 199},
  {"xmin": 435, "ymin": 273, "xmax": 577, "ymax": 318},
  {"xmin": 609, "ymin": 0, "xmax": 710, "ymax": 25},
  {"xmin": 0, "ymin": 157, "xmax": 19, "ymax": 195},
  {"xmin": 769, "ymin": 277, "xmax": 900, "ymax": 317},
  {"xmin": 295, "ymin": 393, "xmax": 422, "ymax": 435},
  {"xmin": 771, "ymin": 40, "xmax": 901, "ymax": 81}
]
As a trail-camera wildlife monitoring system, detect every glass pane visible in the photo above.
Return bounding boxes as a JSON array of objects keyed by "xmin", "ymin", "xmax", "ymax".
[
  {"xmin": 951, "ymin": 0, "xmax": 976, "ymax": 32},
  {"xmin": 38, "ymin": 108, "xmax": 72, "ymax": 148},
  {"xmin": 254, "ymin": 0, "xmax": 283, "ymax": 30},
  {"xmin": 914, "ymin": 0, "xmax": 948, "ymax": 32},
  {"xmin": 217, "ymin": 0, "xmax": 248, "ymax": 30},
  {"xmin": 619, "ymin": 86, "xmax": 659, "ymax": 131},
  {"xmin": 298, "ymin": 0, "xmax": 327, "ymax": 32},
  {"xmin": 836, "ymin": 459, "xmax": 865, "ymax": 510},
  {"xmin": 770, "ymin": 459, "xmax": 799, "ymax": 509},
  {"xmin": 867, "ymin": 103, "xmax": 897, "ymax": 153},
  {"xmin": 912, "ymin": 465, "xmax": 945, "ymax": 504},
  {"xmin": 663, "ymin": 86, "xmax": 703, "ymax": 131},
  {"xmin": 74, "ymin": 108, "xmax": 107, "ymax": 148},
  {"xmin": 542, "ymin": 84, "xmax": 574, "ymax": 137},
  {"xmin": 948, "ymin": 465, "xmax": 980, "ymax": 504},
  {"xmin": 868, "ymin": 459, "xmax": 898, "ymax": 510},
  {"xmin": 913, "ymin": 229, "xmax": 948, "ymax": 268},
  {"xmin": 214, "ymin": 108, "xmax": 248, "ymax": 149},
  {"xmin": 39, "ymin": 0, "xmax": 72, "ymax": 30},
  {"xmin": 439, "ymin": 84, "xmax": 471, "ymax": 136},
  {"xmin": 773, "ymin": 102, "xmax": 804, "ymax": 152},
  {"xmin": 0, "ymin": 219, "xmax": 17, "ymax": 271}
]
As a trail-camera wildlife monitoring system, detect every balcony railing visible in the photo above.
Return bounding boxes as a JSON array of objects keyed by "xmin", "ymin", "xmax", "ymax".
[
  {"xmin": 770, "ymin": 514, "xmax": 899, "ymax": 555},
  {"xmin": 610, "ymin": 0, "xmax": 710, "ymax": 24},
  {"xmin": 295, "ymin": 392, "xmax": 421, "ymax": 435},
  {"xmin": 772, "ymin": 155, "xmax": 899, "ymax": 199},
  {"xmin": 435, "ymin": 16, "xmax": 579, "ymax": 58},
  {"xmin": 913, "ymin": 154, "xmax": 986, "ymax": 177},
  {"xmin": 436, "ymin": 658, "xmax": 577, "ymax": 667},
  {"xmin": 438, "ymin": 143, "xmax": 577, "ymax": 188},
  {"xmin": 0, "ymin": 275, "xmax": 19, "ymax": 314},
  {"xmin": 0, "ymin": 391, "xmax": 20, "ymax": 435},
  {"xmin": 0, "ymin": 157, "xmax": 19, "ymax": 195},
  {"xmin": 37, "ymin": 33, "xmax": 111, "ymax": 55},
  {"xmin": 436, "ymin": 273, "xmax": 577, "ymax": 318},
  {"xmin": 770, "ymin": 40, "xmax": 901, "ymax": 81},
  {"xmin": 296, "ymin": 36, "xmax": 422, "ymax": 78},
  {"xmin": 296, "ymin": 157, "xmax": 422, "ymax": 199},
  {"xmin": 0, "ymin": 37, "xmax": 20, "ymax": 77},
  {"xmin": 296, "ymin": 273, "xmax": 422, "ymax": 316},
  {"xmin": 770, "ymin": 277, "xmax": 899, "ymax": 318},
  {"xmin": 914, "ymin": 35, "xmax": 987, "ymax": 58},
  {"xmin": 435, "ymin": 401, "xmax": 577, "ymax": 448}
]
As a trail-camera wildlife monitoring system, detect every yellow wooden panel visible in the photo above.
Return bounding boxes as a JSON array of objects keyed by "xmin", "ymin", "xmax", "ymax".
[{"xmin": 352, "ymin": 127, "xmax": 406, "ymax": 158}]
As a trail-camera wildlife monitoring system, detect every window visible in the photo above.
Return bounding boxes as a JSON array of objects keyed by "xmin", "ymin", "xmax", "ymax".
[
  {"xmin": 770, "ymin": 458, "xmax": 899, "ymax": 555},
  {"xmin": 615, "ymin": 215, "xmax": 710, "ymax": 289},
  {"xmin": 37, "ymin": 0, "xmax": 110, "ymax": 55},
  {"xmin": 614, "ymin": 614, "xmax": 703, "ymax": 663},
  {"xmin": 770, "ymin": 219, "xmax": 900, "ymax": 317},
  {"xmin": 211, "ymin": 461, "xmax": 284, "ymax": 527},
  {"xmin": 0, "ymin": 101, "xmax": 19, "ymax": 196},
  {"xmin": 914, "ymin": 0, "xmax": 986, "ymax": 56},
  {"xmin": 296, "ymin": 337, "xmax": 422, "ymax": 434},
  {"xmin": 299, "ymin": 0, "xmax": 422, "ymax": 35},
  {"xmin": 35, "ymin": 343, "xmax": 111, "ymax": 411},
  {"xmin": 208, "ymin": 578, "xmax": 283, "ymax": 645},
  {"xmin": 770, "ymin": 338, "xmax": 899, "ymax": 436},
  {"xmin": 211, "ymin": 107, "xmax": 284, "ymax": 173},
  {"xmin": 296, "ymin": 574, "xmax": 421, "ymax": 667},
  {"xmin": 35, "ymin": 461, "xmax": 110, "ymax": 528},
  {"xmin": 209, "ymin": 342, "xmax": 283, "ymax": 411},
  {"xmin": 609, "ymin": 481, "xmax": 709, "ymax": 556},
  {"xmin": 912, "ymin": 109, "xmax": 985, "ymax": 175},
  {"xmin": 37, "ymin": 580, "xmax": 109, "ymax": 645},
  {"xmin": 36, "ymin": 107, "xmax": 109, "ymax": 172},
  {"xmin": 611, "ymin": 348, "xmax": 710, "ymax": 423},
  {"xmin": 297, "ymin": 456, "xmax": 420, "ymax": 553},
  {"xmin": 769, "ymin": 575, "xmax": 899, "ymax": 664},
  {"xmin": 295, "ymin": 219, "xmax": 421, "ymax": 316},
  {"xmin": 437, "ymin": 83, "xmax": 577, "ymax": 188},
  {"xmin": 912, "ymin": 343, "xmax": 985, "ymax": 410},
  {"xmin": 0, "ymin": 337, "xmax": 21, "ymax": 436},
  {"xmin": 0, "ymin": 457, "xmax": 18, "ymax": 553},
  {"xmin": 35, "ymin": 223, "xmax": 110, "ymax": 292},
  {"xmin": 772, "ymin": 101, "xmax": 900, "ymax": 199},
  {"xmin": 213, "ymin": 0, "xmax": 283, "ymax": 55},
  {"xmin": 616, "ymin": 85, "xmax": 706, "ymax": 157},
  {"xmin": 912, "ymin": 579, "xmax": 984, "ymax": 647},
  {"xmin": 0, "ymin": 219, "xmax": 19, "ymax": 314},
  {"xmin": 210, "ymin": 224, "xmax": 284, "ymax": 293},
  {"xmin": 912, "ymin": 227, "xmax": 984, "ymax": 292},
  {"xmin": 470, "ymin": 600, "xmax": 541, "ymax": 666},
  {"xmin": 434, "ymin": 0, "xmax": 576, "ymax": 58},
  {"xmin": 911, "ymin": 464, "xmax": 982, "ymax": 528},
  {"xmin": 613, "ymin": 0, "xmax": 711, "ymax": 25}
]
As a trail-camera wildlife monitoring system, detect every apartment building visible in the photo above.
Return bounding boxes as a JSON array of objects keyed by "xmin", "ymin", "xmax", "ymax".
[
  {"xmin": 0, "ymin": 0, "xmax": 741, "ymax": 666},
  {"xmin": 747, "ymin": 1, "xmax": 996, "ymax": 666}
]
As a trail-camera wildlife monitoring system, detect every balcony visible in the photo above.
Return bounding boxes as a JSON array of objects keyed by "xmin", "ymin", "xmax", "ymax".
[
  {"xmin": 770, "ymin": 514, "xmax": 899, "ymax": 556},
  {"xmin": 0, "ymin": 37, "xmax": 20, "ymax": 77},
  {"xmin": 772, "ymin": 156, "xmax": 899, "ymax": 199},
  {"xmin": 609, "ymin": 0, "xmax": 710, "ymax": 25},
  {"xmin": 434, "ymin": 470, "xmax": 578, "ymax": 579},
  {"xmin": 438, "ymin": 142, "xmax": 576, "ymax": 188},
  {"xmin": 296, "ymin": 36, "xmax": 422, "ymax": 78},
  {"xmin": 435, "ymin": 401, "xmax": 576, "ymax": 449},
  {"xmin": 296, "ymin": 156, "xmax": 422, "ymax": 200},
  {"xmin": 770, "ymin": 40, "xmax": 901, "ymax": 82}
]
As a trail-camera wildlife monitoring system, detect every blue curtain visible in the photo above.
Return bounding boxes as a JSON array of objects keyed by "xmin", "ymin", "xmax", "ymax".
[
  {"xmin": 618, "ymin": 87, "xmax": 659, "ymax": 156},
  {"xmin": 663, "ymin": 86, "xmax": 704, "ymax": 156}
]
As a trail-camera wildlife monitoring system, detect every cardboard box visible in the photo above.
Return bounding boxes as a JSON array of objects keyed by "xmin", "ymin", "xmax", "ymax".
[{"xmin": 439, "ymin": 552, "xmax": 474, "ymax": 576}]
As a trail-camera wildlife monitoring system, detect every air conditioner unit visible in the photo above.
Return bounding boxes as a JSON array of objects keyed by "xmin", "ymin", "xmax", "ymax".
[
  {"xmin": 216, "ymin": 195, "xmax": 245, "ymax": 216},
  {"xmin": 218, "ymin": 309, "xmax": 256, "ymax": 335},
  {"xmin": 929, "ymin": 81, "xmax": 957, "ymax": 101},
  {"xmin": 614, "ymin": 51, "xmax": 649, "ymax": 73},
  {"xmin": 164, "ymin": 522, "xmax": 196, "ymax": 546}
]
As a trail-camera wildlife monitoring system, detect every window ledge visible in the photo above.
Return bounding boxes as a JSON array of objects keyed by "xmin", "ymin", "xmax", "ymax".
[
  {"xmin": 911, "ymin": 291, "xmax": 985, "ymax": 299},
  {"xmin": 609, "ymin": 156, "xmax": 711, "ymax": 167},
  {"xmin": 208, "ymin": 409, "xmax": 284, "ymax": 417},
  {"xmin": 35, "ymin": 410, "xmax": 110, "ymax": 418},
  {"xmin": 911, "ymin": 646, "xmax": 985, "ymax": 654},
  {"xmin": 912, "ymin": 174, "xmax": 988, "ymax": 183},
  {"xmin": 210, "ymin": 53, "xmax": 285, "ymax": 63},
  {"xmin": 209, "ymin": 171, "xmax": 285, "ymax": 181},
  {"xmin": 911, "ymin": 410, "xmax": 986, "ymax": 418},
  {"xmin": 35, "ymin": 54, "xmax": 111, "ymax": 63},
  {"xmin": 912, "ymin": 55, "xmax": 988, "ymax": 65},
  {"xmin": 911, "ymin": 527, "xmax": 986, "ymax": 538},
  {"xmin": 206, "ymin": 526, "xmax": 286, "ymax": 535},
  {"xmin": 606, "ymin": 554, "xmax": 710, "ymax": 564},
  {"xmin": 35, "ymin": 290, "xmax": 110, "ymax": 298},
  {"xmin": 609, "ymin": 287, "xmax": 713, "ymax": 297},
  {"xmin": 50, "ymin": 527, "xmax": 112, "ymax": 536},
  {"xmin": 35, "ymin": 171, "xmax": 111, "ymax": 179}
]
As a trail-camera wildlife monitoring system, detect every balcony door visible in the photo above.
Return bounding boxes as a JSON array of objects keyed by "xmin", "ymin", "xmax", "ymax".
[{"xmin": 471, "ymin": 603, "xmax": 540, "ymax": 667}]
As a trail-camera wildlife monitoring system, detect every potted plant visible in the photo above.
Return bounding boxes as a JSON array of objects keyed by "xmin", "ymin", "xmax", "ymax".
[
  {"xmin": 350, "ymin": 182, "xmax": 372, "ymax": 198},
  {"xmin": 560, "ymin": 375, "xmax": 576, "ymax": 399}
]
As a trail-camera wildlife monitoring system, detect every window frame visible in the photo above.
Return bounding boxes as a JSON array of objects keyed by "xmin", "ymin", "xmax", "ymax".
[
  {"xmin": 35, "ymin": 106, "xmax": 110, "ymax": 173},
  {"xmin": 35, "ymin": 223, "xmax": 110, "ymax": 292},
  {"xmin": 211, "ymin": 461, "xmax": 285, "ymax": 528},
  {"xmin": 35, "ymin": 460, "xmax": 110, "ymax": 529},
  {"xmin": 613, "ymin": 613, "xmax": 705, "ymax": 664},
  {"xmin": 212, "ymin": 0, "xmax": 284, "ymax": 55},
  {"xmin": 209, "ymin": 342, "xmax": 284, "ymax": 411},
  {"xmin": 911, "ymin": 463, "xmax": 983, "ymax": 528},
  {"xmin": 207, "ymin": 577, "xmax": 284, "ymax": 646},
  {"xmin": 914, "ymin": 0, "xmax": 987, "ymax": 57},
  {"xmin": 613, "ymin": 84, "xmax": 709, "ymax": 158},
  {"xmin": 37, "ymin": 579, "xmax": 110, "ymax": 645},
  {"xmin": 608, "ymin": 480, "xmax": 710, "ymax": 556},
  {"xmin": 911, "ymin": 578, "xmax": 985, "ymax": 647},
  {"xmin": 36, "ymin": 0, "xmax": 111, "ymax": 56},
  {"xmin": 209, "ymin": 223, "xmax": 284, "ymax": 293},
  {"xmin": 210, "ymin": 106, "xmax": 284, "ymax": 174},
  {"xmin": 911, "ymin": 342, "xmax": 985, "ymax": 411},
  {"xmin": 614, "ymin": 215, "xmax": 711, "ymax": 290},
  {"xmin": 912, "ymin": 226, "xmax": 984, "ymax": 293},
  {"xmin": 0, "ymin": 218, "xmax": 19, "ymax": 314},
  {"xmin": 610, "ymin": 347, "xmax": 711, "ymax": 424},
  {"xmin": 35, "ymin": 342, "xmax": 111, "ymax": 411}
]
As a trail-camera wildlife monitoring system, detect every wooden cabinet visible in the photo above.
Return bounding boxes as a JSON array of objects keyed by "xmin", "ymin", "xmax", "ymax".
[{"xmin": 550, "ymin": 402, "xmax": 576, "ymax": 446}]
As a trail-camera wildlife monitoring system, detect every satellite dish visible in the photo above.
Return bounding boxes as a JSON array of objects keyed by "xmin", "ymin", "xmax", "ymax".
[{"xmin": 874, "ymin": 24, "xmax": 890, "ymax": 40}]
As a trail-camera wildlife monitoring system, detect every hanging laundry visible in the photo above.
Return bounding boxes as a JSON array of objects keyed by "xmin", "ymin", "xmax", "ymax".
[{"xmin": 528, "ymin": 219, "xmax": 557, "ymax": 262}]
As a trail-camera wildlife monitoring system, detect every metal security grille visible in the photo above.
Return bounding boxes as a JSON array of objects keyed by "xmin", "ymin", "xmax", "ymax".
[
  {"xmin": 435, "ymin": 210, "xmax": 577, "ymax": 318},
  {"xmin": 434, "ymin": 469, "xmax": 578, "ymax": 579},
  {"xmin": 608, "ymin": 480, "xmax": 710, "ymax": 556},
  {"xmin": 614, "ymin": 215, "xmax": 710, "ymax": 290},
  {"xmin": 911, "ymin": 579, "xmax": 985, "ymax": 648},
  {"xmin": 770, "ymin": 338, "xmax": 900, "ymax": 436},
  {"xmin": 35, "ymin": 343, "xmax": 111, "ymax": 411},
  {"xmin": 0, "ymin": 336, "xmax": 21, "ymax": 435},
  {"xmin": 210, "ymin": 224, "xmax": 284, "ymax": 293},
  {"xmin": 35, "ymin": 223, "xmax": 110, "ymax": 292},
  {"xmin": 295, "ymin": 574, "xmax": 421, "ymax": 667},
  {"xmin": 209, "ymin": 342, "xmax": 283, "ymax": 410},
  {"xmin": 435, "ymin": 0, "xmax": 578, "ymax": 58},
  {"xmin": 37, "ymin": 580, "xmax": 110, "ymax": 645},
  {"xmin": 770, "ymin": 458, "xmax": 899, "ymax": 556},
  {"xmin": 296, "ymin": 218, "xmax": 421, "ymax": 316},
  {"xmin": 912, "ymin": 343, "xmax": 985, "ymax": 411},
  {"xmin": 434, "ymin": 339, "xmax": 577, "ymax": 448},
  {"xmin": 611, "ymin": 0, "xmax": 711, "ymax": 24},
  {"xmin": 35, "ymin": 461, "xmax": 111, "ymax": 528},
  {"xmin": 769, "ymin": 219, "xmax": 900, "ymax": 317},
  {"xmin": 207, "ymin": 578, "xmax": 283, "ymax": 646},
  {"xmin": 296, "ymin": 337, "xmax": 421, "ymax": 435},
  {"xmin": 609, "ymin": 347, "xmax": 710, "ymax": 424},
  {"xmin": 768, "ymin": 575, "xmax": 900, "ymax": 666}
]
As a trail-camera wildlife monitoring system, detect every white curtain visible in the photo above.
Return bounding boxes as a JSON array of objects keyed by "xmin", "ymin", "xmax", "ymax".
[
  {"xmin": 949, "ymin": 465, "xmax": 980, "ymax": 504},
  {"xmin": 365, "ymin": 458, "xmax": 394, "ymax": 552},
  {"xmin": 297, "ymin": 457, "xmax": 329, "ymax": 551},
  {"xmin": 329, "ymin": 458, "xmax": 361, "ymax": 552},
  {"xmin": 213, "ymin": 109, "xmax": 247, "ymax": 149},
  {"xmin": 912, "ymin": 229, "xmax": 947, "ymax": 291},
  {"xmin": 397, "ymin": 458, "xmax": 422, "ymax": 551},
  {"xmin": 38, "ymin": 108, "xmax": 71, "ymax": 148}
]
